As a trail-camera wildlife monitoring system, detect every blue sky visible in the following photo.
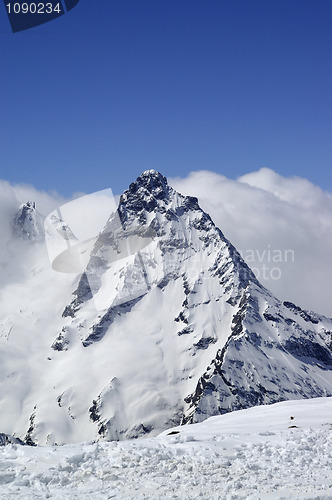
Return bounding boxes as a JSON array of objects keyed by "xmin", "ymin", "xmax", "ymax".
[{"xmin": 0, "ymin": 0, "xmax": 331, "ymax": 196}]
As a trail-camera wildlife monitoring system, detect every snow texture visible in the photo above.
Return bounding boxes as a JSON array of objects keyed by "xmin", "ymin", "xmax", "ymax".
[{"xmin": 0, "ymin": 397, "xmax": 332, "ymax": 499}]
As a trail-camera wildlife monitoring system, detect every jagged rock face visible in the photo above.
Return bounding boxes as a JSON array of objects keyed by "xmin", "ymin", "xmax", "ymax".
[
  {"xmin": 1, "ymin": 170, "xmax": 332, "ymax": 445},
  {"xmin": 182, "ymin": 287, "xmax": 332, "ymax": 424},
  {"xmin": 13, "ymin": 201, "xmax": 44, "ymax": 242},
  {"xmin": 0, "ymin": 433, "xmax": 25, "ymax": 446},
  {"xmin": 63, "ymin": 170, "xmax": 257, "ymax": 325}
]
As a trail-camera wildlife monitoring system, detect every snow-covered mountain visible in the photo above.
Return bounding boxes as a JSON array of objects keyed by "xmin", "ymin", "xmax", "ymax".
[
  {"xmin": 12, "ymin": 201, "xmax": 45, "ymax": 242},
  {"xmin": 1, "ymin": 170, "xmax": 332, "ymax": 445}
]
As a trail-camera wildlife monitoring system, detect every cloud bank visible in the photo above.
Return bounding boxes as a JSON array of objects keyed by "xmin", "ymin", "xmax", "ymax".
[
  {"xmin": 1, "ymin": 168, "xmax": 331, "ymax": 318},
  {"xmin": 170, "ymin": 168, "xmax": 332, "ymax": 317}
]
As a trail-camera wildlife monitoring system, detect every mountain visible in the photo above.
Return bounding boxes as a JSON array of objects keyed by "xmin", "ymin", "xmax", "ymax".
[
  {"xmin": 12, "ymin": 201, "xmax": 45, "ymax": 242},
  {"xmin": 1, "ymin": 170, "xmax": 332, "ymax": 445}
]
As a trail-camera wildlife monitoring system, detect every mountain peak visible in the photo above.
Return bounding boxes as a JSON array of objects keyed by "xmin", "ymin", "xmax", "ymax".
[
  {"xmin": 117, "ymin": 170, "xmax": 172, "ymax": 225},
  {"xmin": 129, "ymin": 170, "xmax": 169, "ymax": 198},
  {"xmin": 138, "ymin": 168, "xmax": 167, "ymax": 183},
  {"xmin": 13, "ymin": 201, "xmax": 44, "ymax": 242}
]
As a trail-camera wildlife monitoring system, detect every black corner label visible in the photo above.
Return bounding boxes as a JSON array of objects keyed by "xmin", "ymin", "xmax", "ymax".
[{"xmin": 3, "ymin": 0, "xmax": 80, "ymax": 33}]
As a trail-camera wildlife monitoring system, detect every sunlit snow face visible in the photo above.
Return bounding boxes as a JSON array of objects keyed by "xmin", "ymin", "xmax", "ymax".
[{"xmin": 44, "ymin": 189, "xmax": 155, "ymax": 310}]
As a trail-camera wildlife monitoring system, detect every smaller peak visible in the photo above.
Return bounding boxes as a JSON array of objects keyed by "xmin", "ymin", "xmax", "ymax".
[
  {"xmin": 21, "ymin": 201, "xmax": 36, "ymax": 210},
  {"xmin": 13, "ymin": 201, "xmax": 44, "ymax": 242}
]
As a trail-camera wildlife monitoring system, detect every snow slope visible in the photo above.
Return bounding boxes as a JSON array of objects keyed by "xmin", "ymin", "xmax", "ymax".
[
  {"xmin": 1, "ymin": 397, "xmax": 332, "ymax": 499},
  {"xmin": 0, "ymin": 170, "xmax": 332, "ymax": 445}
]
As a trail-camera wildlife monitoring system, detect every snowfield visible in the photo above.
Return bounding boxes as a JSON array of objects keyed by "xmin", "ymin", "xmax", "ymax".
[{"xmin": 1, "ymin": 397, "xmax": 332, "ymax": 499}]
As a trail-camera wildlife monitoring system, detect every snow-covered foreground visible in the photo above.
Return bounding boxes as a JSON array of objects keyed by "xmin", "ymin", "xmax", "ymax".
[{"xmin": 1, "ymin": 397, "xmax": 332, "ymax": 499}]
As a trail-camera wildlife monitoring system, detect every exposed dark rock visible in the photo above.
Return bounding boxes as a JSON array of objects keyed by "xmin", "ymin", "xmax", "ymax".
[
  {"xmin": 52, "ymin": 327, "xmax": 69, "ymax": 351},
  {"xmin": 194, "ymin": 337, "xmax": 217, "ymax": 350},
  {"xmin": 283, "ymin": 301, "xmax": 320, "ymax": 324},
  {"xmin": 24, "ymin": 406, "xmax": 37, "ymax": 446},
  {"xmin": 83, "ymin": 295, "xmax": 144, "ymax": 347},
  {"xmin": 178, "ymin": 326, "xmax": 193, "ymax": 336},
  {"xmin": 0, "ymin": 433, "xmax": 25, "ymax": 446},
  {"xmin": 281, "ymin": 337, "xmax": 332, "ymax": 368},
  {"xmin": 12, "ymin": 201, "xmax": 44, "ymax": 242}
]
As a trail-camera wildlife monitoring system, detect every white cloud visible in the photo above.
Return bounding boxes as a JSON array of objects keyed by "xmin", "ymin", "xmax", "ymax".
[
  {"xmin": 0, "ymin": 180, "xmax": 69, "ymax": 278},
  {"xmin": 0, "ymin": 179, "xmax": 68, "ymax": 234},
  {"xmin": 1, "ymin": 170, "xmax": 331, "ymax": 318},
  {"xmin": 169, "ymin": 168, "xmax": 332, "ymax": 318}
]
